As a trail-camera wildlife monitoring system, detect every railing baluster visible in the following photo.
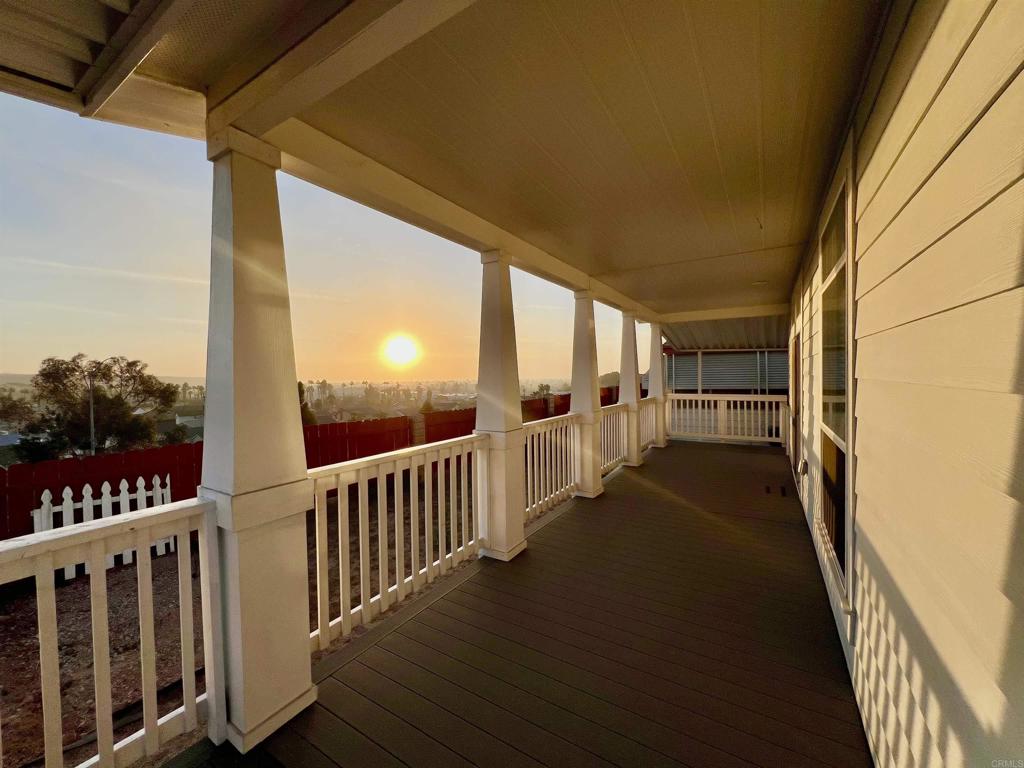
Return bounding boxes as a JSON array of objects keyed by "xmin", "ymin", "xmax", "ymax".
[
  {"xmin": 425, "ymin": 453, "xmax": 435, "ymax": 582},
  {"xmin": 438, "ymin": 449, "xmax": 448, "ymax": 574},
  {"xmin": 473, "ymin": 441, "xmax": 485, "ymax": 551},
  {"xmin": 89, "ymin": 539, "xmax": 115, "ymax": 766},
  {"xmin": 377, "ymin": 464, "xmax": 390, "ymax": 613},
  {"xmin": 314, "ymin": 481, "xmax": 331, "ymax": 649},
  {"xmin": 199, "ymin": 506, "xmax": 227, "ymax": 745},
  {"xmin": 36, "ymin": 554, "xmax": 63, "ymax": 768},
  {"xmin": 460, "ymin": 446, "xmax": 469, "ymax": 557},
  {"xmin": 449, "ymin": 446, "xmax": 458, "ymax": 565},
  {"xmin": 409, "ymin": 460, "xmax": 420, "ymax": 590},
  {"xmin": 135, "ymin": 529, "xmax": 159, "ymax": 755},
  {"xmin": 175, "ymin": 522, "xmax": 198, "ymax": 731},
  {"xmin": 395, "ymin": 460, "xmax": 407, "ymax": 600},
  {"xmin": 338, "ymin": 474, "xmax": 352, "ymax": 636},
  {"xmin": 358, "ymin": 468, "xmax": 372, "ymax": 621},
  {"xmin": 525, "ymin": 432, "xmax": 534, "ymax": 518}
]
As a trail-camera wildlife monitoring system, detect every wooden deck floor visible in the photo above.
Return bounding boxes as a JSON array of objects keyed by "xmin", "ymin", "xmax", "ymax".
[{"xmin": 181, "ymin": 442, "xmax": 872, "ymax": 768}]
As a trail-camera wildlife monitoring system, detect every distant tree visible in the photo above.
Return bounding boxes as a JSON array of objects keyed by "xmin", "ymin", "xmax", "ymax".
[
  {"xmin": 162, "ymin": 423, "xmax": 190, "ymax": 445},
  {"xmin": 194, "ymin": 384, "xmax": 206, "ymax": 401},
  {"xmin": 297, "ymin": 381, "xmax": 317, "ymax": 425},
  {"xmin": 10, "ymin": 354, "xmax": 178, "ymax": 461},
  {"xmin": 317, "ymin": 379, "xmax": 331, "ymax": 402},
  {"xmin": 532, "ymin": 383, "xmax": 551, "ymax": 397},
  {"xmin": 180, "ymin": 382, "xmax": 192, "ymax": 402},
  {"xmin": 0, "ymin": 390, "xmax": 33, "ymax": 425}
]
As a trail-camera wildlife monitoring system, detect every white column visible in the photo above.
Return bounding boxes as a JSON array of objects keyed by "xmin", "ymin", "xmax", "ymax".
[
  {"xmin": 474, "ymin": 251, "xmax": 527, "ymax": 561},
  {"xmin": 570, "ymin": 290, "xmax": 603, "ymax": 498},
  {"xmin": 648, "ymin": 322, "xmax": 668, "ymax": 448},
  {"xmin": 199, "ymin": 128, "xmax": 316, "ymax": 752},
  {"xmin": 618, "ymin": 312, "xmax": 642, "ymax": 466}
]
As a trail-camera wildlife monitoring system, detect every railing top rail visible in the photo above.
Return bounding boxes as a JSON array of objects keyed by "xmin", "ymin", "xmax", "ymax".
[
  {"xmin": 667, "ymin": 394, "xmax": 788, "ymax": 402},
  {"xmin": 0, "ymin": 497, "xmax": 212, "ymax": 576},
  {"xmin": 639, "ymin": 396, "xmax": 658, "ymax": 402},
  {"xmin": 600, "ymin": 402, "xmax": 629, "ymax": 412},
  {"xmin": 308, "ymin": 432, "xmax": 488, "ymax": 479},
  {"xmin": 523, "ymin": 412, "xmax": 581, "ymax": 432}
]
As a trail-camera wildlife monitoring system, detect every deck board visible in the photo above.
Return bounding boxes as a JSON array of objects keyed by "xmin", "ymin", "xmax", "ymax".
[{"xmin": 183, "ymin": 442, "xmax": 872, "ymax": 768}]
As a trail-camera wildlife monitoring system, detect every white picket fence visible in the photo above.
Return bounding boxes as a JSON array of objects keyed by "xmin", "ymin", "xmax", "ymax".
[{"xmin": 31, "ymin": 475, "xmax": 176, "ymax": 580}]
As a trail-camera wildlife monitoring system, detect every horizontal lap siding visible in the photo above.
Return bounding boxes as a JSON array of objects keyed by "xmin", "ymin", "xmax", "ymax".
[{"xmin": 851, "ymin": 0, "xmax": 1024, "ymax": 766}]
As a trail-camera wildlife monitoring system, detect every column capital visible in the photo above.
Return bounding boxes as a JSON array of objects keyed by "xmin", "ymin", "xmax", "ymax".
[
  {"xmin": 573, "ymin": 288, "xmax": 594, "ymax": 300},
  {"xmin": 480, "ymin": 249, "xmax": 508, "ymax": 265},
  {"xmin": 207, "ymin": 126, "xmax": 281, "ymax": 169}
]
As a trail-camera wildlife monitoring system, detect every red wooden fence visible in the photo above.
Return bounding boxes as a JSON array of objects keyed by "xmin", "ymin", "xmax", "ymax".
[
  {"xmin": 301, "ymin": 417, "xmax": 411, "ymax": 468},
  {"xmin": 422, "ymin": 396, "xmax": 573, "ymax": 444},
  {"xmin": 0, "ymin": 416, "xmax": 412, "ymax": 542},
  {"xmin": 423, "ymin": 409, "xmax": 477, "ymax": 444},
  {"xmin": 551, "ymin": 394, "xmax": 571, "ymax": 416},
  {"xmin": 600, "ymin": 386, "xmax": 620, "ymax": 406},
  {"xmin": 520, "ymin": 398, "xmax": 548, "ymax": 422}
]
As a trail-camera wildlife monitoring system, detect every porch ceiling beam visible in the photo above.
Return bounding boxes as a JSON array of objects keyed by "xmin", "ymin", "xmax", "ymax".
[
  {"xmin": 80, "ymin": 0, "xmax": 198, "ymax": 117},
  {"xmin": 207, "ymin": 0, "xmax": 477, "ymax": 138},
  {"xmin": 264, "ymin": 118, "xmax": 659, "ymax": 320},
  {"xmin": 660, "ymin": 304, "xmax": 790, "ymax": 324}
]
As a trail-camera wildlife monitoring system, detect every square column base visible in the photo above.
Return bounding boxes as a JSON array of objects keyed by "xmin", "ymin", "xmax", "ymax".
[
  {"xmin": 226, "ymin": 684, "xmax": 318, "ymax": 753},
  {"xmin": 573, "ymin": 487, "xmax": 604, "ymax": 499},
  {"xmin": 474, "ymin": 428, "xmax": 527, "ymax": 561},
  {"xmin": 479, "ymin": 539, "xmax": 528, "ymax": 562}
]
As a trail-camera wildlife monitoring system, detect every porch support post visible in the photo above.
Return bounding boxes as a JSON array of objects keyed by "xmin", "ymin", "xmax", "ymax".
[
  {"xmin": 619, "ymin": 312, "xmax": 643, "ymax": 466},
  {"xmin": 199, "ymin": 129, "xmax": 316, "ymax": 752},
  {"xmin": 648, "ymin": 321, "xmax": 668, "ymax": 448},
  {"xmin": 474, "ymin": 250, "xmax": 527, "ymax": 561},
  {"xmin": 570, "ymin": 290, "xmax": 603, "ymax": 498}
]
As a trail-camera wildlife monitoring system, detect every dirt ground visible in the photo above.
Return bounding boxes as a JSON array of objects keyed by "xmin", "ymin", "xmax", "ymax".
[{"xmin": 0, "ymin": 464, "xmax": 473, "ymax": 768}]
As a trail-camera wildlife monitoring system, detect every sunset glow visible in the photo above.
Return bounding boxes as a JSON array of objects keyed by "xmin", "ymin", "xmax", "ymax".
[{"xmin": 381, "ymin": 333, "xmax": 422, "ymax": 370}]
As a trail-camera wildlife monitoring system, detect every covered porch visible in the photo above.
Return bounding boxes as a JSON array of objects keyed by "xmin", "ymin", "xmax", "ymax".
[
  {"xmin": 9, "ymin": 0, "xmax": 1019, "ymax": 766},
  {"xmin": 184, "ymin": 441, "xmax": 872, "ymax": 768}
]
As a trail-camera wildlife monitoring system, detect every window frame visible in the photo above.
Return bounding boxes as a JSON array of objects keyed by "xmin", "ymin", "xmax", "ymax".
[{"xmin": 814, "ymin": 134, "xmax": 856, "ymax": 607}]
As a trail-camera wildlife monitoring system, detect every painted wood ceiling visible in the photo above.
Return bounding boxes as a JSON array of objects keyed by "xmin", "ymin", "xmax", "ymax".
[{"xmin": 298, "ymin": 0, "xmax": 884, "ymax": 315}]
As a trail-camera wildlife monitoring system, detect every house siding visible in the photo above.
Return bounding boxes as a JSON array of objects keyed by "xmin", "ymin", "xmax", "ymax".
[{"xmin": 789, "ymin": 0, "xmax": 1024, "ymax": 766}]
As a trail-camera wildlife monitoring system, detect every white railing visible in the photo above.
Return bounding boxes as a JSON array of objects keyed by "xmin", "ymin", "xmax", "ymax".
[
  {"xmin": 599, "ymin": 403, "xmax": 628, "ymax": 474},
  {"xmin": 523, "ymin": 413, "xmax": 579, "ymax": 523},
  {"xmin": 667, "ymin": 394, "xmax": 788, "ymax": 443},
  {"xmin": 639, "ymin": 397, "xmax": 657, "ymax": 450},
  {"xmin": 307, "ymin": 433, "xmax": 488, "ymax": 651},
  {"xmin": 0, "ymin": 498, "xmax": 226, "ymax": 768},
  {"xmin": 32, "ymin": 475, "xmax": 175, "ymax": 580}
]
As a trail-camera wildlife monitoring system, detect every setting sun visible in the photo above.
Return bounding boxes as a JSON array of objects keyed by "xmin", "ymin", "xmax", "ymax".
[{"xmin": 380, "ymin": 333, "xmax": 422, "ymax": 369}]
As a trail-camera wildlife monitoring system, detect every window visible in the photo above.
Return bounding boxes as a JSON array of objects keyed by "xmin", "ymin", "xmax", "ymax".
[
  {"xmin": 819, "ymin": 186, "xmax": 849, "ymax": 574},
  {"xmin": 821, "ymin": 186, "xmax": 846, "ymax": 277},
  {"xmin": 822, "ymin": 267, "xmax": 846, "ymax": 439},
  {"xmin": 666, "ymin": 353, "xmax": 698, "ymax": 392}
]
